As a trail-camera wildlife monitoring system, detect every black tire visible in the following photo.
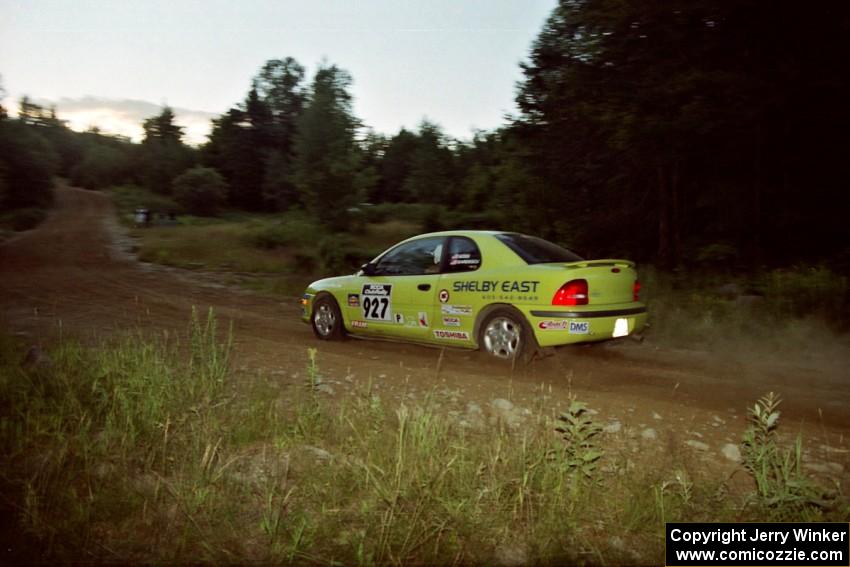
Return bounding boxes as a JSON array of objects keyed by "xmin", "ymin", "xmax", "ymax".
[
  {"xmin": 478, "ymin": 306, "xmax": 538, "ymax": 363},
  {"xmin": 311, "ymin": 295, "xmax": 345, "ymax": 340}
]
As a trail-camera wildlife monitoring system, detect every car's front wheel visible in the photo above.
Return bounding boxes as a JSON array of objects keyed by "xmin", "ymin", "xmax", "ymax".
[
  {"xmin": 311, "ymin": 295, "xmax": 345, "ymax": 340},
  {"xmin": 478, "ymin": 307, "xmax": 536, "ymax": 362}
]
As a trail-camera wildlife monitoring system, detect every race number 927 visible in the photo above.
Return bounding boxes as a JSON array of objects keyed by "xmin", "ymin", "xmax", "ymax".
[{"xmin": 361, "ymin": 284, "xmax": 393, "ymax": 321}]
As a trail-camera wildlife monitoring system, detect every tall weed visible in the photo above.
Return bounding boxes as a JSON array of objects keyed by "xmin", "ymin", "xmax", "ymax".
[{"xmin": 740, "ymin": 392, "xmax": 833, "ymax": 518}]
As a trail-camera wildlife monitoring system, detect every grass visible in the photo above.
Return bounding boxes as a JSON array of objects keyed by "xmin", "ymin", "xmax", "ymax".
[
  {"xmin": 2, "ymin": 313, "xmax": 846, "ymax": 564},
  {"xmin": 109, "ymin": 184, "xmax": 180, "ymax": 223},
  {"xmin": 640, "ymin": 265, "xmax": 850, "ymax": 365},
  {"xmin": 137, "ymin": 222, "xmax": 294, "ymax": 273},
  {"xmin": 116, "ymin": 191, "xmax": 424, "ymax": 297}
]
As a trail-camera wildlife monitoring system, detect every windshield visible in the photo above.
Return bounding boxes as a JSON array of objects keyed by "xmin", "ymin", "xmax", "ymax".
[{"xmin": 495, "ymin": 233, "xmax": 584, "ymax": 264}]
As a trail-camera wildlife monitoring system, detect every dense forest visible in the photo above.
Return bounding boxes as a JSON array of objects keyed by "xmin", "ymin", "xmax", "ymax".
[{"xmin": 2, "ymin": 0, "xmax": 849, "ymax": 271}]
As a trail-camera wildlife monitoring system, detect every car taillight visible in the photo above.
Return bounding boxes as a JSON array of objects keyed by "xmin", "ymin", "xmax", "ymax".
[
  {"xmin": 552, "ymin": 279, "xmax": 588, "ymax": 306},
  {"xmin": 633, "ymin": 280, "xmax": 641, "ymax": 302}
]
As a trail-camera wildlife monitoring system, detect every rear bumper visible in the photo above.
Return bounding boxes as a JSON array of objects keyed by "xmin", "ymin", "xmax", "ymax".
[
  {"xmin": 525, "ymin": 305, "xmax": 648, "ymax": 347},
  {"xmin": 529, "ymin": 306, "xmax": 646, "ymax": 319}
]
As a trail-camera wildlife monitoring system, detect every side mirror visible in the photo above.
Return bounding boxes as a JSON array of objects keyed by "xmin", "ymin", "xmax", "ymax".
[{"xmin": 361, "ymin": 262, "xmax": 377, "ymax": 276}]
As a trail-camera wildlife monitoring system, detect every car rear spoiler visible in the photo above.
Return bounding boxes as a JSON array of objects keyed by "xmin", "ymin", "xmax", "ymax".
[{"xmin": 562, "ymin": 259, "xmax": 635, "ymax": 269}]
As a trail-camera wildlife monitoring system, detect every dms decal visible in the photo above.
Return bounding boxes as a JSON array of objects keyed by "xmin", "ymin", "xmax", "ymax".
[
  {"xmin": 438, "ymin": 289, "xmax": 450, "ymax": 303},
  {"xmin": 433, "ymin": 330, "xmax": 470, "ymax": 340},
  {"xmin": 568, "ymin": 321, "xmax": 590, "ymax": 334},
  {"xmin": 441, "ymin": 304, "xmax": 472, "ymax": 316},
  {"xmin": 347, "ymin": 294, "xmax": 360, "ymax": 307},
  {"xmin": 442, "ymin": 316, "xmax": 461, "ymax": 327},
  {"xmin": 361, "ymin": 284, "xmax": 393, "ymax": 321},
  {"xmin": 351, "ymin": 320, "xmax": 368, "ymax": 329},
  {"xmin": 452, "ymin": 280, "xmax": 540, "ymax": 293},
  {"xmin": 538, "ymin": 320, "xmax": 569, "ymax": 331},
  {"xmin": 418, "ymin": 312, "xmax": 429, "ymax": 328},
  {"xmin": 394, "ymin": 313, "xmax": 405, "ymax": 325}
]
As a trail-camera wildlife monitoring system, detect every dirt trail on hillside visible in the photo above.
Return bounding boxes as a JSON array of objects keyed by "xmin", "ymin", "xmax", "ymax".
[{"xmin": 2, "ymin": 186, "xmax": 849, "ymax": 465}]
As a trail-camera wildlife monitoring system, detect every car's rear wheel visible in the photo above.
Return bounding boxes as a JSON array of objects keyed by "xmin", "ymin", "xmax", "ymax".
[
  {"xmin": 479, "ymin": 307, "xmax": 537, "ymax": 362},
  {"xmin": 311, "ymin": 295, "xmax": 345, "ymax": 340}
]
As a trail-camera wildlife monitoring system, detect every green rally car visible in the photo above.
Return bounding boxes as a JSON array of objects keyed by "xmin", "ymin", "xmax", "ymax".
[{"xmin": 301, "ymin": 231, "xmax": 647, "ymax": 360}]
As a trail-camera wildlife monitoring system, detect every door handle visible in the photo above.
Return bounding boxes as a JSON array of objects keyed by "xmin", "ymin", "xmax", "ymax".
[{"xmin": 418, "ymin": 283, "xmax": 431, "ymax": 291}]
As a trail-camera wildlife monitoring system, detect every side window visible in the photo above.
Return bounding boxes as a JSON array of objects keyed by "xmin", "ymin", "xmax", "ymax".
[
  {"xmin": 444, "ymin": 236, "xmax": 481, "ymax": 273},
  {"xmin": 374, "ymin": 237, "xmax": 444, "ymax": 276}
]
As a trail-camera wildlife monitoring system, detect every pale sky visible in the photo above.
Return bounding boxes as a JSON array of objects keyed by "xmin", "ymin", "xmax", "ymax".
[{"xmin": 0, "ymin": 0, "xmax": 557, "ymax": 145}]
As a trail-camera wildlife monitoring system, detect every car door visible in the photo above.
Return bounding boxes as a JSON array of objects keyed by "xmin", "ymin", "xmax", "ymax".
[
  {"xmin": 352, "ymin": 236, "xmax": 444, "ymax": 341},
  {"xmin": 432, "ymin": 235, "xmax": 483, "ymax": 344}
]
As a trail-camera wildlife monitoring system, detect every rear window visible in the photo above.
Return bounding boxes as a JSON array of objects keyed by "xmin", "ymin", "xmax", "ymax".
[
  {"xmin": 445, "ymin": 236, "xmax": 481, "ymax": 273},
  {"xmin": 495, "ymin": 233, "xmax": 584, "ymax": 264}
]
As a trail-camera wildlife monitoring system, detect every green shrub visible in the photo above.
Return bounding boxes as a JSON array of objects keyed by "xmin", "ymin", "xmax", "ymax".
[
  {"xmin": 318, "ymin": 234, "xmax": 377, "ymax": 274},
  {"xmin": 440, "ymin": 208, "xmax": 506, "ymax": 230},
  {"xmin": 292, "ymin": 252, "xmax": 317, "ymax": 273},
  {"xmin": 110, "ymin": 184, "xmax": 179, "ymax": 216},
  {"xmin": 1, "ymin": 207, "xmax": 47, "ymax": 231},
  {"xmin": 249, "ymin": 213, "xmax": 323, "ymax": 249},
  {"xmin": 171, "ymin": 166, "xmax": 228, "ymax": 216},
  {"xmin": 760, "ymin": 266, "xmax": 848, "ymax": 322},
  {"xmin": 361, "ymin": 202, "xmax": 435, "ymax": 224},
  {"xmin": 422, "ymin": 204, "xmax": 443, "ymax": 232}
]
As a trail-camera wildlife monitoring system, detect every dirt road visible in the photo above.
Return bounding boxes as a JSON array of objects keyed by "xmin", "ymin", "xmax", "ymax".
[{"xmin": 2, "ymin": 186, "xmax": 849, "ymax": 464}]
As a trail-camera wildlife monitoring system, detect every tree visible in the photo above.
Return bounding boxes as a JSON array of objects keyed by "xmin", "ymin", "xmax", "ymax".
[
  {"xmin": 142, "ymin": 106, "xmax": 184, "ymax": 144},
  {"xmin": 253, "ymin": 57, "xmax": 306, "ymax": 154},
  {"xmin": 0, "ymin": 75, "xmax": 7, "ymax": 120},
  {"xmin": 202, "ymin": 58, "xmax": 308, "ymax": 212},
  {"xmin": 293, "ymin": 63, "xmax": 365, "ymax": 230},
  {"xmin": 172, "ymin": 166, "xmax": 228, "ymax": 216},
  {"xmin": 262, "ymin": 149, "xmax": 300, "ymax": 211},
  {"xmin": 0, "ymin": 120, "xmax": 57, "ymax": 210},
  {"xmin": 402, "ymin": 121, "xmax": 456, "ymax": 206},
  {"xmin": 516, "ymin": 0, "xmax": 850, "ymax": 266},
  {"xmin": 69, "ymin": 144, "xmax": 132, "ymax": 190},
  {"xmin": 205, "ymin": 96, "xmax": 268, "ymax": 210},
  {"xmin": 140, "ymin": 106, "xmax": 194, "ymax": 193},
  {"xmin": 377, "ymin": 128, "xmax": 418, "ymax": 202}
]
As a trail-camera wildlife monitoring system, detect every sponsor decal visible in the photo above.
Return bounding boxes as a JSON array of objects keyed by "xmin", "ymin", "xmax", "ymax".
[
  {"xmin": 394, "ymin": 313, "xmax": 405, "ymax": 324},
  {"xmin": 433, "ymin": 329, "xmax": 470, "ymax": 340},
  {"xmin": 441, "ymin": 304, "xmax": 473, "ymax": 316},
  {"xmin": 351, "ymin": 320, "xmax": 368, "ymax": 329},
  {"xmin": 452, "ymin": 280, "xmax": 540, "ymax": 294},
  {"xmin": 482, "ymin": 294, "xmax": 540, "ymax": 302},
  {"xmin": 347, "ymin": 293, "xmax": 360, "ymax": 307},
  {"xmin": 448, "ymin": 253, "xmax": 480, "ymax": 267},
  {"xmin": 442, "ymin": 316, "xmax": 461, "ymax": 327},
  {"xmin": 569, "ymin": 321, "xmax": 590, "ymax": 334},
  {"xmin": 418, "ymin": 312, "xmax": 429, "ymax": 328},
  {"xmin": 438, "ymin": 289, "xmax": 450, "ymax": 303},
  {"xmin": 538, "ymin": 320, "xmax": 569, "ymax": 331},
  {"xmin": 361, "ymin": 284, "xmax": 393, "ymax": 321}
]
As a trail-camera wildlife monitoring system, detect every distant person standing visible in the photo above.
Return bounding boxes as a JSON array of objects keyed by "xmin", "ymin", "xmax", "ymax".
[{"xmin": 134, "ymin": 208, "xmax": 151, "ymax": 228}]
